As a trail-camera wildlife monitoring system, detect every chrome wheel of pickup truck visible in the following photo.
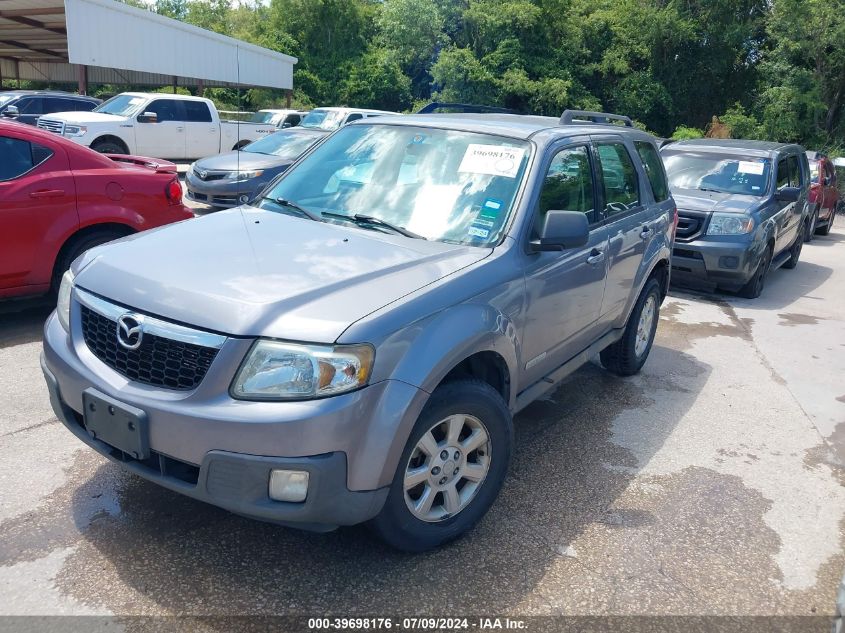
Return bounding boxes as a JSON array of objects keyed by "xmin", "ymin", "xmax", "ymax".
[{"xmin": 403, "ymin": 414, "xmax": 491, "ymax": 522}]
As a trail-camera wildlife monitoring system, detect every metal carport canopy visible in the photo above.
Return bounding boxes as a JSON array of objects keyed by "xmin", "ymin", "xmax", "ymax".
[{"xmin": 0, "ymin": 0, "xmax": 297, "ymax": 90}]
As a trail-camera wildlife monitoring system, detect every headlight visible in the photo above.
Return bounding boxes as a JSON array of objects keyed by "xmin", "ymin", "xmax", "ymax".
[
  {"xmin": 63, "ymin": 125, "xmax": 87, "ymax": 137},
  {"xmin": 57, "ymin": 270, "xmax": 74, "ymax": 332},
  {"xmin": 232, "ymin": 340, "xmax": 375, "ymax": 400},
  {"xmin": 706, "ymin": 213, "xmax": 755, "ymax": 236},
  {"xmin": 233, "ymin": 170, "xmax": 264, "ymax": 181}
]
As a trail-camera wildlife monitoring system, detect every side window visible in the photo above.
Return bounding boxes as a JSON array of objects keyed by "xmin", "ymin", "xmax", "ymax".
[
  {"xmin": 0, "ymin": 137, "xmax": 52, "ymax": 181},
  {"xmin": 285, "ymin": 114, "xmax": 301, "ymax": 126},
  {"xmin": 596, "ymin": 142, "xmax": 639, "ymax": 217},
  {"xmin": 787, "ymin": 155, "xmax": 802, "ymax": 187},
  {"xmin": 144, "ymin": 99, "xmax": 184, "ymax": 122},
  {"xmin": 825, "ymin": 162, "xmax": 836, "ymax": 186},
  {"xmin": 183, "ymin": 101, "xmax": 212, "ymax": 123},
  {"xmin": 17, "ymin": 97, "xmax": 44, "ymax": 115},
  {"xmin": 53, "ymin": 98, "xmax": 80, "ymax": 113},
  {"xmin": 634, "ymin": 140, "xmax": 669, "ymax": 202},
  {"xmin": 76, "ymin": 100, "xmax": 98, "ymax": 112},
  {"xmin": 534, "ymin": 145, "xmax": 595, "ymax": 233},
  {"xmin": 776, "ymin": 159, "xmax": 790, "ymax": 189},
  {"xmin": 345, "ymin": 113, "xmax": 363, "ymax": 123}
]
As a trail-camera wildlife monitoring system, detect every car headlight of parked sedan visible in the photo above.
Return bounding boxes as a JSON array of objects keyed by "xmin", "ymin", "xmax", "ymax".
[
  {"xmin": 232, "ymin": 340, "xmax": 375, "ymax": 400},
  {"xmin": 231, "ymin": 169, "xmax": 264, "ymax": 181},
  {"xmin": 57, "ymin": 270, "xmax": 75, "ymax": 332},
  {"xmin": 706, "ymin": 213, "xmax": 755, "ymax": 236},
  {"xmin": 63, "ymin": 125, "xmax": 87, "ymax": 137}
]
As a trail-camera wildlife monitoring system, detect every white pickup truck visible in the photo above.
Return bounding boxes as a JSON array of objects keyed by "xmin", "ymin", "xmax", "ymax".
[{"xmin": 37, "ymin": 92, "xmax": 276, "ymax": 160}]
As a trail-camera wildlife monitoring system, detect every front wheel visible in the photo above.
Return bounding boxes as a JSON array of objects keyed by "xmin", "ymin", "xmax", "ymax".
[
  {"xmin": 782, "ymin": 222, "xmax": 804, "ymax": 269},
  {"xmin": 817, "ymin": 207, "xmax": 834, "ymax": 236},
  {"xmin": 805, "ymin": 206, "xmax": 819, "ymax": 242},
  {"xmin": 600, "ymin": 277, "xmax": 661, "ymax": 376},
  {"xmin": 371, "ymin": 380, "xmax": 513, "ymax": 552},
  {"xmin": 738, "ymin": 244, "xmax": 772, "ymax": 299}
]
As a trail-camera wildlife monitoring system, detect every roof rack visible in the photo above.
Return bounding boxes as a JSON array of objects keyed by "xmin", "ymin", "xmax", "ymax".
[
  {"xmin": 560, "ymin": 109, "xmax": 633, "ymax": 127},
  {"xmin": 417, "ymin": 102, "xmax": 517, "ymax": 115}
]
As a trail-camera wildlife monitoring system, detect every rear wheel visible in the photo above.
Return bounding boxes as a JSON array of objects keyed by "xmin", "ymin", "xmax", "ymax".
[
  {"xmin": 600, "ymin": 277, "xmax": 661, "ymax": 376},
  {"xmin": 91, "ymin": 140, "xmax": 127, "ymax": 155},
  {"xmin": 371, "ymin": 380, "xmax": 512, "ymax": 552},
  {"xmin": 51, "ymin": 229, "xmax": 127, "ymax": 293},
  {"xmin": 783, "ymin": 222, "xmax": 805, "ymax": 269},
  {"xmin": 738, "ymin": 244, "xmax": 772, "ymax": 299}
]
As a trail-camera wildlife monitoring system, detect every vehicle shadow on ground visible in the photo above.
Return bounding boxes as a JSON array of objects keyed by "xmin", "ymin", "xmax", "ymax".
[
  {"xmin": 66, "ymin": 340, "xmax": 711, "ymax": 622},
  {"xmin": 0, "ymin": 300, "xmax": 53, "ymax": 350}
]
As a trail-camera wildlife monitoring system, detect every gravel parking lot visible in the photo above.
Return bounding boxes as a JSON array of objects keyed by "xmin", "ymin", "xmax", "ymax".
[{"xmin": 0, "ymin": 219, "xmax": 843, "ymax": 624}]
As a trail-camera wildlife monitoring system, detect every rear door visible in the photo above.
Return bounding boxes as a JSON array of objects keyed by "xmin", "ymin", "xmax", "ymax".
[
  {"xmin": 135, "ymin": 98, "xmax": 187, "ymax": 159},
  {"xmin": 521, "ymin": 140, "xmax": 609, "ymax": 386},
  {"xmin": 183, "ymin": 100, "xmax": 220, "ymax": 159},
  {"xmin": 592, "ymin": 136, "xmax": 651, "ymax": 324},
  {"xmin": 0, "ymin": 132, "xmax": 77, "ymax": 292}
]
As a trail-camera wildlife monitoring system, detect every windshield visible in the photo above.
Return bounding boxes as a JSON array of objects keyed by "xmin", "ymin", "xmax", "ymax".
[
  {"xmin": 257, "ymin": 124, "xmax": 531, "ymax": 246},
  {"xmin": 94, "ymin": 95, "xmax": 147, "ymax": 117},
  {"xmin": 809, "ymin": 159, "xmax": 820, "ymax": 184},
  {"xmin": 300, "ymin": 109, "xmax": 344, "ymax": 131},
  {"xmin": 243, "ymin": 131, "xmax": 321, "ymax": 158},
  {"xmin": 662, "ymin": 150, "xmax": 771, "ymax": 196},
  {"xmin": 250, "ymin": 111, "xmax": 279, "ymax": 124}
]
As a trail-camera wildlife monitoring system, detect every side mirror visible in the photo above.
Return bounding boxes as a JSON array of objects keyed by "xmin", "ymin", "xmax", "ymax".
[
  {"xmin": 137, "ymin": 111, "xmax": 158, "ymax": 123},
  {"xmin": 1, "ymin": 105, "xmax": 20, "ymax": 118},
  {"xmin": 776, "ymin": 186, "xmax": 800, "ymax": 203},
  {"xmin": 529, "ymin": 210, "xmax": 590, "ymax": 252}
]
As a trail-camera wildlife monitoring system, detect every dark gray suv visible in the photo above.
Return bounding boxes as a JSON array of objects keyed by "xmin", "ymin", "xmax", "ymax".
[
  {"xmin": 42, "ymin": 110, "xmax": 675, "ymax": 551},
  {"xmin": 0, "ymin": 91, "xmax": 100, "ymax": 126},
  {"xmin": 662, "ymin": 139, "xmax": 810, "ymax": 298}
]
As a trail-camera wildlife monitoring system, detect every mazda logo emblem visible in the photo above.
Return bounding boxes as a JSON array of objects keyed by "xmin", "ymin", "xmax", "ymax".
[{"xmin": 116, "ymin": 313, "xmax": 144, "ymax": 350}]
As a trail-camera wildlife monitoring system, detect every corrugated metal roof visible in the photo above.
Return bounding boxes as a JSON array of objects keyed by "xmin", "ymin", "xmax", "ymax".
[{"xmin": 0, "ymin": 0, "xmax": 296, "ymax": 89}]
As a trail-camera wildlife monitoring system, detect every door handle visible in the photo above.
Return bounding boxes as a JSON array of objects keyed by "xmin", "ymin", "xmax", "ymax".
[
  {"xmin": 586, "ymin": 249, "xmax": 605, "ymax": 265},
  {"xmin": 29, "ymin": 189, "xmax": 65, "ymax": 199},
  {"xmin": 640, "ymin": 226, "xmax": 652, "ymax": 239},
  {"xmin": 176, "ymin": 126, "xmax": 185, "ymax": 132}
]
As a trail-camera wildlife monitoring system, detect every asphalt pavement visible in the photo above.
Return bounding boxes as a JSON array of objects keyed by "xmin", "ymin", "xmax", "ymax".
[{"xmin": 0, "ymin": 222, "xmax": 843, "ymax": 627}]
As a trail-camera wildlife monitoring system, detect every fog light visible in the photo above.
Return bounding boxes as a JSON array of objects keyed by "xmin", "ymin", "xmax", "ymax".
[
  {"xmin": 269, "ymin": 469, "xmax": 309, "ymax": 502},
  {"xmin": 719, "ymin": 256, "xmax": 739, "ymax": 269}
]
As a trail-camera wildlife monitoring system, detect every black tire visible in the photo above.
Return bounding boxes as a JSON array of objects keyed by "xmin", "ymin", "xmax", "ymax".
[
  {"xmin": 782, "ymin": 222, "xmax": 805, "ymax": 269},
  {"xmin": 51, "ymin": 229, "xmax": 125, "ymax": 293},
  {"xmin": 91, "ymin": 140, "xmax": 127, "ymax": 155},
  {"xmin": 816, "ymin": 207, "xmax": 834, "ymax": 236},
  {"xmin": 738, "ymin": 244, "xmax": 772, "ymax": 299},
  {"xmin": 371, "ymin": 380, "xmax": 513, "ymax": 552},
  {"xmin": 804, "ymin": 206, "xmax": 818, "ymax": 242},
  {"xmin": 600, "ymin": 277, "xmax": 661, "ymax": 377}
]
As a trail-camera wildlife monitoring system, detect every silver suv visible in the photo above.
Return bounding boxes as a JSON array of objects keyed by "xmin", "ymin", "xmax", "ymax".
[{"xmin": 42, "ymin": 110, "xmax": 675, "ymax": 551}]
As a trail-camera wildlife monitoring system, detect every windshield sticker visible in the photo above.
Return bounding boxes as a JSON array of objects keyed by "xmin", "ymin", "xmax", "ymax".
[
  {"xmin": 459, "ymin": 145, "xmax": 526, "ymax": 178},
  {"xmin": 738, "ymin": 161, "xmax": 765, "ymax": 175},
  {"xmin": 467, "ymin": 226, "xmax": 490, "ymax": 239},
  {"xmin": 481, "ymin": 198, "xmax": 503, "ymax": 217},
  {"xmin": 411, "ymin": 133, "xmax": 427, "ymax": 144}
]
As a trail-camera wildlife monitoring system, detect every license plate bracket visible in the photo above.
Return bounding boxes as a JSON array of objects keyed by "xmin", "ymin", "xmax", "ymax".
[{"xmin": 82, "ymin": 389, "xmax": 149, "ymax": 460}]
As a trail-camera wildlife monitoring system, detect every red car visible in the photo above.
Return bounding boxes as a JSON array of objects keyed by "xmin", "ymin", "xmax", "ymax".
[
  {"xmin": 806, "ymin": 150, "xmax": 839, "ymax": 238},
  {"xmin": 0, "ymin": 120, "xmax": 193, "ymax": 300}
]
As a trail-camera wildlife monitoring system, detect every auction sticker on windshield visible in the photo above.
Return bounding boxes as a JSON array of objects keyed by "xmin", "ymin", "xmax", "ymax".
[
  {"xmin": 459, "ymin": 144, "xmax": 526, "ymax": 178},
  {"xmin": 738, "ymin": 160, "xmax": 765, "ymax": 175}
]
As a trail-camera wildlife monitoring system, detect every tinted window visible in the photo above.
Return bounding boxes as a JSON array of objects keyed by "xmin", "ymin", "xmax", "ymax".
[
  {"xmin": 596, "ymin": 142, "xmax": 639, "ymax": 217},
  {"xmin": 284, "ymin": 114, "xmax": 301, "ymax": 126},
  {"xmin": 144, "ymin": 99, "xmax": 184, "ymax": 122},
  {"xmin": 183, "ymin": 100, "xmax": 212, "ymax": 122},
  {"xmin": 635, "ymin": 141, "xmax": 669, "ymax": 202},
  {"xmin": 76, "ymin": 99, "xmax": 98, "ymax": 112},
  {"xmin": 0, "ymin": 137, "xmax": 52, "ymax": 181},
  {"xmin": 776, "ymin": 159, "xmax": 789, "ymax": 189},
  {"xmin": 16, "ymin": 97, "xmax": 44, "ymax": 115},
  {"xmin": 345, "ymin": 113, "xmax": 364, "ymax": 123},
  {"xmin": 825, "ymin": 161, "xmax": 836, "ymax": 185},
  {"xmin": 536, "ymin": 146, "xmax": 594, "ymax": 232},
  {"xmin": 787, "ymin": 155, "xmax": 802, "ymax": 187}
]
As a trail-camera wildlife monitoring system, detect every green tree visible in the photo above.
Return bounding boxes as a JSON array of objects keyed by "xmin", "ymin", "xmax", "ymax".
[{"xmin": 341, "ymin": 49, "xmax": 413, "ymax": 111}]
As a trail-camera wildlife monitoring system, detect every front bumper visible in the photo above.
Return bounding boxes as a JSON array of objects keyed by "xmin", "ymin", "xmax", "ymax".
[
  {"xmin": 42, "ymin": 308, "xmax": 428, "ymax": 530},
  {"xmin": 184, "ymin": 170, "xmax": 269, "ymax": 208},
  {"xmin": 671, "ymin": 238, "xmax": 759, "ymax": 291}
]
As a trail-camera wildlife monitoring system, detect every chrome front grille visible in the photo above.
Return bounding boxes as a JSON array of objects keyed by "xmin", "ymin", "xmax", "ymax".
[
  {"xmin": 75, "ymin": 289, "xmax": 226, "ymax": 391},
  {"xmin": 37, "ymin": 118, "xmax": 65, "ymax": 134}
]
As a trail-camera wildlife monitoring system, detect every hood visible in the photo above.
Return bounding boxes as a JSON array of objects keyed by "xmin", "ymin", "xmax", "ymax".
[
  {"xmin": 40, "ymin": 111, "xmax": 125, "ymax": 124},
  {"xmin": 73, "ymin": 207, "xmax": 489, "ymax": 342},
  {"xmin": 672, "ymin": 190, "xmax": 763, "ymax": 215},
  {"xmin": 194, "ymin": 151, "xmax": 293, "ymax": 171}
]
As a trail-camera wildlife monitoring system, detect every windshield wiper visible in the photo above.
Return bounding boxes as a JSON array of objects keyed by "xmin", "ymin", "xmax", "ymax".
[
  {"xmin": 321, "ymin": 212, "xmax": 425, "ymax": 239},
  {"xmin": 698, "ymin": 187, "xmax": 728, "ymax": 194},
  {"xmin": 267, "ymin": 197, "xmax": 321, "ymax": 221}
]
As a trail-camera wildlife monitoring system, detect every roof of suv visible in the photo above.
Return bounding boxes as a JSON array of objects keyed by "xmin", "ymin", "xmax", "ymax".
[
  {"xmin": 667, "ymin": 138, "xmax": 803, "ymax": 158},
  {"xmin": 0, "ymin": 90, "xmax": 99, "ymax": 100},
  {"xmin": 364, "ymin": 112, "xmax": 656, "ymax": 142}
]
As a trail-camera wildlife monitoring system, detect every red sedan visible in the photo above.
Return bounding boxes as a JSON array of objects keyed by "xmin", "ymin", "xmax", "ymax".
[
  {"xmin": 0, "ymin": 120, "xmax": 193, "ymax": 300},
  {"xmin": 807, "ymin": 150, "xmax": 839, "ymax": 238}
]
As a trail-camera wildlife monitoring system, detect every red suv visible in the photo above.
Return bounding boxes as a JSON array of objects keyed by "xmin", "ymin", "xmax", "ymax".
[
  {"xmin": 0, "ymin": 121, "xmax": 193, "ymax": 300},
  {"xmin": 807, "ymin": 151, "xmax": 839, "ymax": 238}
]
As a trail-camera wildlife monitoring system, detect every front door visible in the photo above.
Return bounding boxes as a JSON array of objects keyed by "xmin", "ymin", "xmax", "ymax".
[
  {"xmin": 521, "ymin": 142, "xmax": 609, "ymax": 386},
  {"xmin": 135, "ymin": 98, "xmax": 187, "ymax": 159},
  {"xmin": 183, "ymin": 100, "xmax": 220, "ymax": 159},
  {"xmin": 0, "ymin": 133, "xmax": 77, "ymax": 292}
]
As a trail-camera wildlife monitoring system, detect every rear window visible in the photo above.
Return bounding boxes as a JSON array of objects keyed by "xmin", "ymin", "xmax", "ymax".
[
  {"xmin": 635, "ymin": 141, "xmax": 669, "ymax": 202},
  {"xmin": 0, "ymin": 137, "xmax": 53, "ymax": 181}
]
